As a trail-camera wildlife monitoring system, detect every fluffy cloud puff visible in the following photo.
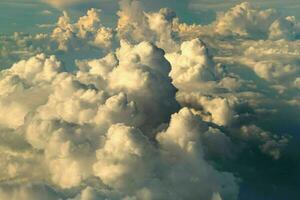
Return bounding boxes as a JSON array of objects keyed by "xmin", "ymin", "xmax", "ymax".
[
  {"xmin": 117, "ymin": 0, "xmax": 179, "ymax": 52},
  {"xmin": 0, "ymin": 9, "xmax": 113, "ymax": 71},
  {"xmin": 156, "ymin": 108, "xmax": 238, "ymax": 200},
  {"xmin": 52, "ymin": 8, "xmax": 113, "ymax": 51},
  {"xmin": 214, "ymin": 2, "xmax": 279, "ymax": 38},
  {"xmin": 166, "ymin": 38, "xmax": 218, "ymax": 90},
  {"xmin": 174, "ymin": 2, "xmax": 300, "ymax": 41},
  {"xmin": 0, "ymin": 37, "xmax": 239, "ymax": 199}
]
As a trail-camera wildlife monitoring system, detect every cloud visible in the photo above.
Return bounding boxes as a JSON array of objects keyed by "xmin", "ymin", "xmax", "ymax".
[
  {"xmin": 156, "ymin": 108, "xmax": 238, "ymax": 200},
  {"xmin": 214, "ymin": 2, "xmax": 279, "ymax": 38},
  {"xmin": 0, "ymin": 44, "xmax": 239, "ymax": 199},
  {"xmin": 166, "ymin": 38, "xmax": 218, "ymax": 90},
  {"xmin": 0, "ymin": 35, "xmax": 239, "ymax": 200},
  {"xmin": 188, "ymin": 0, "xmax": 300, "ymax": 11},
  {"xmin": 0, "ymin": 8, "xmax": 114, "ymax": 71},
  {"xmin": 40, "ymin": 10, "xmax": 53, "ymax": 15},
  {"xmin": 44, "ymin": 0, "xmax": 90, "ymax": 9},
  {"xmin": 93, "ymin": 124, "xmax": 156, "ymax": 192},
  {"xmin": 0, "ymin": 1, "xmax": 300, "ymax": 200},
  {"xmin": 116, "ymin": 0, "xmax": 179, "ymax": 52},
  {"xmin": 0, "ymin": 184, "xmax": 61, "ymax": 200},
  {"xmin": 175, "ymin": 2, "xmax": 300, "ymax": 41},
  {"xmin": 51, "ymin": 8, "xmax": 113, "ymax": 51}
]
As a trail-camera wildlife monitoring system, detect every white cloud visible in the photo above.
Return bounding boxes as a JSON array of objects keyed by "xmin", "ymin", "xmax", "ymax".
[
  {"xmin": 93, "ymin": 124, "xmax": 156, "ymax": 192},
  {"xmin": 175, "ymin": 2, "xmax": 300, "ymax": 41},
  {"xmin": 117, "ymin": 1, "xmax": 179, "ymax": 52},
  {"xmin": 51, "ymin": 8, "xmax": 113, "ymax": 51},
  {"xmin": 166, "ymin": 38, "xmax": 218, "ymax": 90},
  {"xmin": 214, "ymin": 2, "xmax": 278, "ymax": 38},
  {"xmin": 0, "ymin": 1, "xmax": 299, "ymax": 199},
  {"xmin": 44, "ymin": 0, "xmax": 88, "ymax": 8},
  {"xmin": 156, "ymin": 108, "xmax": 238, "ymax": 200},
  {"xmin": 0, "ymin": 38, "xmax": 239, "ymax": 199},
  {"xmin": 40, "ymin": 10, "xmax": 53, "ymax": 15}
]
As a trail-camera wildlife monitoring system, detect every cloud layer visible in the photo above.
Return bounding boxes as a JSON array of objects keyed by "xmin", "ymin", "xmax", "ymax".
[{"xmin": 0, "ymin": 1, "xmax": 300, "ymax": 200}]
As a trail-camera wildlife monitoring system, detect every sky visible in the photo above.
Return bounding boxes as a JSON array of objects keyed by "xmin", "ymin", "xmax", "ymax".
[
  {"xmin": 2, "ymin": 0, "xmax": 300, "ymax": 33},
  {"xmin": 0, "ymin": 1, "xmax": 300, "ymax": 200}
]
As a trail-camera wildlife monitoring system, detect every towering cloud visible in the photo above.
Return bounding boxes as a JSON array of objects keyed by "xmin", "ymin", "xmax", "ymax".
[
  {"xmin": 52, "ymin": 8, "xmax": 113, "ymax": 51},
  {"xmin": 0, "ymin": 42, "xmax": 238, "ymax": 199},
  {"xmin": 117, "ymin": 0, "xmax": 179, "ymax": 52}
]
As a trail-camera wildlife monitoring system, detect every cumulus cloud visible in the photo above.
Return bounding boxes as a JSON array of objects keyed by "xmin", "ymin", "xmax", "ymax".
[
  {"xmin": 214, "ymin": 2, "xmax": 279, "ymax": 38},
  {"xmin": 156, "ymin": 108, "xmax": 238, "ymax": 200},
  {"xmin": 0, "ymin": 44, "xmax": 239, "ymax": 199},
  {"xmin": 117, "ymin": 0, "xmax": 179, "ymax": 52},
  {"xmin": 166, "ymin": 38, "xmax": 218, "ymax": 90},
  {"xmin": 174, "ymin": 2, "xmax": 300, "ymax": 41},
  {"xmin": 51, "ymin": 8, "xmax": 113, "ymax": 51},
  {"xmin": 93, "ymin": 124, "xmax": 156, "ymax": 192},
  {"xmin": 0, "ymin": 8, "xmax": 114, "ymax": 71}
]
